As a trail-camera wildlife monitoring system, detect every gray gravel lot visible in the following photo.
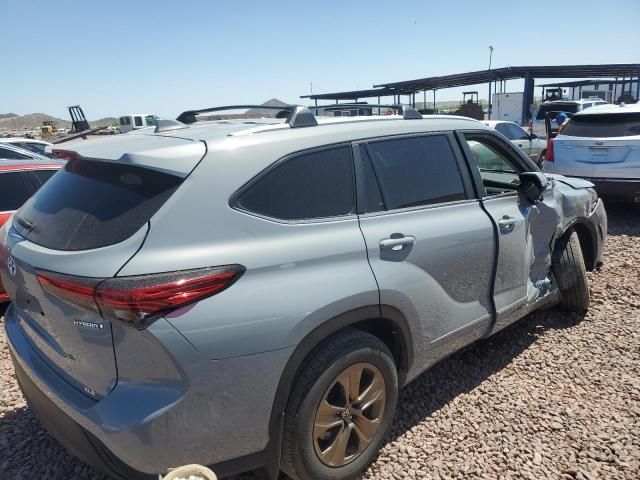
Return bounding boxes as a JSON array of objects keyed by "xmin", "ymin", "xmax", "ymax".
[{"xmin": 1, "ymin": 204, "xmax": 638, "ymax": 480}]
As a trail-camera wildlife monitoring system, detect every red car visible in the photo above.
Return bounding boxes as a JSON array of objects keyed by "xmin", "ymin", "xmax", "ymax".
[{"xmin": 0, "ymin": 158, "xmax": 63, "ymax": 301}]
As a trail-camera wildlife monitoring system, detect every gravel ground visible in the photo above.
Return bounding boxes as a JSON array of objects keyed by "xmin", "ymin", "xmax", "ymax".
[{"xmin": 0, "ymin": 204, "xmax": 638, "ymax": 480}]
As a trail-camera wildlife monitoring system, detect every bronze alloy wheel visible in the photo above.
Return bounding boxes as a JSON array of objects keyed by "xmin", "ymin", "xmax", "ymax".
[{"xmin": 312, "ymin": 362, "xmax": 387, "ymax": 467}]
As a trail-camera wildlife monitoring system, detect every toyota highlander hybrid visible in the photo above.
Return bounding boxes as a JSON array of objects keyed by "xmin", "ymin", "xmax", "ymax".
[{"xmin": 1, "ymin": 105, "xmax": 606, "ymax": 480}]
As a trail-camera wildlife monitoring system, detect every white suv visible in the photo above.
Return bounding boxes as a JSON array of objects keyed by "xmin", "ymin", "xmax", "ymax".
[
  {"xmin": 531, "ymin": 99, "xmax": 608, "ymax": 139},
  {"xmin": 544, "ymin": 102, "xmax": 640, "ymax": 202}
]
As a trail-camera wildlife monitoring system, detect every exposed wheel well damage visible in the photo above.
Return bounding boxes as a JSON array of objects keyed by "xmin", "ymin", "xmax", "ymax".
[{"xmin": 570, "ymin": 222, "xmax": 596, "ymax": 271}]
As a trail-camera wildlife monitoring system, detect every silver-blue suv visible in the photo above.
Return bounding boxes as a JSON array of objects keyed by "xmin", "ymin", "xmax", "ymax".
[{"xmin": 1, "ymin": 105, "xmax": 607, "ymax": 480}]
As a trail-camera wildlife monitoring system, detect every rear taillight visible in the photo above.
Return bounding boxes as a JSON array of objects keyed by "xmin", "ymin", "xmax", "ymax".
[
  {"xmin": 546, "ymin": 138, "xmax": 554, "ymax": 162},
  {"xmin": 36, "ymin": 272, "xmax": 102, "ymax": 313},
  {"xmin": 37, "ymin": 265, "xmax": 244, "ymax": 329}
]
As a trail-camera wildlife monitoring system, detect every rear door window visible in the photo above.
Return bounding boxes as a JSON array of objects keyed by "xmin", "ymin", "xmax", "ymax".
[
  {"xmin": 562, "ymin": 113, "xmax": 640, "ymax": 138},
  {"xmin": 235, "ymin": 146, "xmax": 355, "ymax": 220},
  {"xmin": 364, "ymin": 135, "xmax": 466, "ymax": 210},
  {"xmin": 14, "ymin": 159, "xmax": 182, "ymax": 251},
  {"xmin": 0, "ymin": 172, "xmax": 40, "ymax": 211}
]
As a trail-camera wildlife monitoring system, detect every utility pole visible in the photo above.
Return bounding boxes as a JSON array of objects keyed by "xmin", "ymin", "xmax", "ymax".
[{"xmin": 488, "ymin": 46, "xmax": 494, "ymax": 120}]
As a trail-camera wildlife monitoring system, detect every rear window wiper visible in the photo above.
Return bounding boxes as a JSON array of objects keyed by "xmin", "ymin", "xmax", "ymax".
[{"xmin": 15, "ymin": 213, "xmax": 37, "ymax": 232}]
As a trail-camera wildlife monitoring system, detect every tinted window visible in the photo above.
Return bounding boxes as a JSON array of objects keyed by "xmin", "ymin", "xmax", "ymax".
[
  {"xmin": 236, "ymin": 146, "xmax": 354, "ymax": 220},
  {"xmin": 0, "ymin": 172, "xmax": 39, "ymax": 211},
  {"xmin": 14, "ymin": 159, "xmax": 182, "ymax": 251},
  {"xmin": 0, "ymin": 146, "xmax": 31, "ymax": 160},
  {"xmin": 495, "ymin": 123, "xmax": 511, "ymax": 139},
  {"xmin": 145, "ymin": 115, "xmax": 157, "ymax": 126},
  {"xmin": 134, "ymin": 116, "xmax": 143, "ymax": 127},
  {"xmin": 506, "ymin": 123, "xmax": 529, "ymax": 140},
  {"xmin": 562, "ymin": 113, "xmax": 640, "ymax": 138},
  {"xmin": 24, "ymin": 142, "xmax": 47, "ymax": 154},
  {"xmin": 536, "ymin": 103, "xmax": 579, "ymax": 120},
  {"xmin": 366, "ymin": 135, "xmax": 466, "ymax": 210}
]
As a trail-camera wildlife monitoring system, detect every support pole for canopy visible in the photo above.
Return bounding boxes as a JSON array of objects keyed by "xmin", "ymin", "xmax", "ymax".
[{"xmin": 433, "ymin": 90, "xmax": 436, "ymax": 111}]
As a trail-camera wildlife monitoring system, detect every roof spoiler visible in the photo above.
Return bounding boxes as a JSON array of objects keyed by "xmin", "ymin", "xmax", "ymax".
[
  {"xmin": 310, "ymin": 103, "xmax": 423, "ymax": 120},
  {"xmin": 175, "ymin": 104, "xmax": 318, "ymax": 128}
]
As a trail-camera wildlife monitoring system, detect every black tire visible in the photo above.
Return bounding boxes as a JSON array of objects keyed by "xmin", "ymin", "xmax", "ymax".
[
  {"xmin": 281, "ymin": 329, "xmax": 398, "ymax": 480},
  {"xmin": 552, "ymin": 230, "xmax": 590, "ymax": 313}
]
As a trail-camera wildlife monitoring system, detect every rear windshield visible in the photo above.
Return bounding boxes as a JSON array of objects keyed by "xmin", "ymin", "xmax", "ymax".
[
  {"xmin": 562, "ymin": 113, "xmax": 640, "ymax": 138},
  {"xmin": 536, "ymin": 103, "xmax": 579, "ymax": 120},
  {"xmin": 13, "ymin": 158, "xmax": 182, "ymax": 251}
]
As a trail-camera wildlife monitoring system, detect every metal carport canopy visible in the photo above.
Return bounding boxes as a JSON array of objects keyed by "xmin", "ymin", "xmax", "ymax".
[
  {"xmin": 300, "ymin": 87, "xmax": 397, "ymax": 101},
  {"xmin": 373, "ymin": 64, "xmax": 640, "ymax": 93}
]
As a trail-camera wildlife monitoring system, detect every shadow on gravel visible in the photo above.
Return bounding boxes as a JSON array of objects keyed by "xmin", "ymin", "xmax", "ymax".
[
  {"xmin": 605, "ymin": 202, "xmax": 640, "ymax": 237},
  {"xmin": 0, "ymin": 405, "xmax": 108, "ymax": 479},
  {"xmin": 378, "ymin": 306, "xmax": 584, "ymax": 454}
]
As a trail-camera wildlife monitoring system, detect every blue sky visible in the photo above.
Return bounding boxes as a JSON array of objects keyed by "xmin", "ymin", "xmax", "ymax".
[{"xmin": 2, "ymin": 0, "xmax": 639, "ymax": 119}]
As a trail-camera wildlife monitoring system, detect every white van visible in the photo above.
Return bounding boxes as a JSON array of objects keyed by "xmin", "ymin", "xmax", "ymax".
[{"xmin": 119, "ymin": 114, "xmax": 157, "ymax": 133}]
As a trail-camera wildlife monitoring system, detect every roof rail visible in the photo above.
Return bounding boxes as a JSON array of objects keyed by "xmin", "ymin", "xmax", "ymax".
[
  {"xmin": 176, "ymin": 105, "xmax": 318, "ymax": 128},
  {"xmin": 311, "ymin": 103, "xmax": 423, "ymax": 120}
]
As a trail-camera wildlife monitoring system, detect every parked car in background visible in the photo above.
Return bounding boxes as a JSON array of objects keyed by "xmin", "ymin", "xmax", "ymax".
[
  {"xmin": 0, "ymin": 158, "xmax": 62, "ymax": 301},
  {"xmin": 1, "ymin": 105, "xmax": 606, "ymax": 480},
  {"xmin": 483, "ymin": 120, "xmax": 547, "ymax": 166},
  {"xmin": 0, "ymin": 137, "xmax": 52, "ymax": 156},
  {"xmin": 545, "ymin": 102, "xmax": 640, "ymax": 202},
  {"xmin": 0, "ymin": 142, "xmax": 52, "ymax": 162},
  {"xmin": 531, "ymin": 99, "xmax": 608, "ymax": 139},
  {"xmin": 118, "ymin": 113, "xmax": 157, "ymax": 133}
]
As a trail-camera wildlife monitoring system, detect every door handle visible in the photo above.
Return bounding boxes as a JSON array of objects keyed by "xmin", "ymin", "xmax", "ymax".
[
  {"xmin": 498, "ymin": 215, "xmax": 516, "ymax": 231},
  {"xmin": 379, "ymin": 235, "xmax": 416, "ymax": 250}
]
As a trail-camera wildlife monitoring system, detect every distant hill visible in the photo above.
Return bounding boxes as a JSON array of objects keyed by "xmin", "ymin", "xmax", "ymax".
[
  {"xmin": 0, "ymin": 113, "xmax": 118, "ymax": 131},
  {"xmin": 199, "ymin": 98, "xmax": 290, "ymax": 121},
  {"xmin": 246, "ymin": 98, "xmax": 290, "ymax": 117}
]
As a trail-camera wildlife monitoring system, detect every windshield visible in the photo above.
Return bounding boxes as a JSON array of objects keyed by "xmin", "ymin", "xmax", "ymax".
[{"xmin": 562, "ymin": 113, "xmax": 640, "ymax": 138}]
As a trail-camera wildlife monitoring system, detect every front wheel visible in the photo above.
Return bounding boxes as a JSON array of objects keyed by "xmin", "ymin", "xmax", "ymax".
[
  {"xmin": 552, "ymin": 230, "xmax": 590, "ymax": 313},
  {"xmin": 281, "ymin": 329, "xmax": 398, "ymax": 480}
]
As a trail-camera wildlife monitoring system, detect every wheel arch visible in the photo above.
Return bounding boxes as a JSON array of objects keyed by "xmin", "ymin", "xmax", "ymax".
[
  {"xmin": 263, "ymin": 305, "xmax": 413, "ymax": 478},
  {"xmin": 557, "ymin": 218, "xmax": 597, "ymax": 271}
]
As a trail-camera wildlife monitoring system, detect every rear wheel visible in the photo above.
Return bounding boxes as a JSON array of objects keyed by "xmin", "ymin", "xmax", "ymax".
[
  {"xmin": 281, "ymin": 329, "xmax": 398, "ymax": 480},
  {"xmin": 552, "ymin": 230, "xmax": 590, "ymax": 313}
]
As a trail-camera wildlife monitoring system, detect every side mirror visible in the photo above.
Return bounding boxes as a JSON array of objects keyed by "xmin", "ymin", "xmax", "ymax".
[
  {"xmin": 529, "ymin": 133, "xmax": 538, "ymax": 140},
  {"xmin": 518, "ymin": 172, "xmax": 549, "ymax": 203}
]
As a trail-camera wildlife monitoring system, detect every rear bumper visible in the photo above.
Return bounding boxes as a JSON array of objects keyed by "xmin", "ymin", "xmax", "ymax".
[
  {"xmin": 5, "ymin": 305, "xmax": 293, "ymax": 477},
  {"xmin": 584, "ymin": 177, "xmax": 640, "ymax": 203}
]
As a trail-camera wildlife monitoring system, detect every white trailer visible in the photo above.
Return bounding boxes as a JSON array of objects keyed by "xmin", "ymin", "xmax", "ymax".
[{"xmin": 491, "ymin": 92, "xmax": 524, "ymax": 124}]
